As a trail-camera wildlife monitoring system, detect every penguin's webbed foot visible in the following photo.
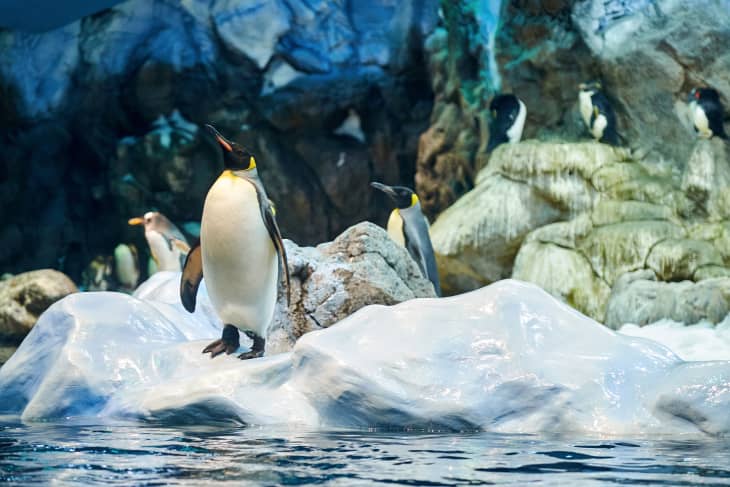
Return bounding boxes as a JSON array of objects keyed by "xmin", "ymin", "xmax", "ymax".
[
  {"xmin": 237, "ymin": 331, "xmax": 265, "ymax": 360},
  {"xmin": 202, "ymin": 324, "xmax": 240, "ymax": 358}
]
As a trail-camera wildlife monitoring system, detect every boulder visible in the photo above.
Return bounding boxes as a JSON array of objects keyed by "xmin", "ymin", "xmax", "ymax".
[
  {"xmin": 681, "ymin": 138, "xmax": 730, "ymax": 221},
  {"xmin": 605, "ymin": 270, "xmax": 730, "ymax": 330},
  {"xmin": 2, "ymin": 279, "xmax": 730, "ymax": 437},
  {"xmin": 646, "ymin": 238, "xmax": 723, "ymax": 282},
  {"xmin": 0, "ymin": 270, "xmax": 78, "ymax": 344},
  {"xmin": 268, "ymin": 222, "xmax": 437, "ymax": 353}
]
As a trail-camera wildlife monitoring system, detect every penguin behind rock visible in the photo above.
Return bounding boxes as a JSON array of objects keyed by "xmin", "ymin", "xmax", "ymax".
[
  {"xmin": 487, "ymin": 94, "xmax": 527, "ymax": 152},
  {"xmin": 371, "ymin": 182, "xmax": 442, "ymax": 297},
  {"xmin": 180, "ymin": 124, "xmax": 290, "ymax": 360},
  {"xmin": 688, "ymin": 87, "xmax": 727, "ymax": 140},
  {"xmin": 114, "ymin": 243, "xmax": 140, "ymax": 292},
  {"xmin": 578, "ymin": 81, "xmax": 620, "ymax": 146},
  {"xmin": 128, "ymin": 211, "xmax": 190, "ymax": 272}
]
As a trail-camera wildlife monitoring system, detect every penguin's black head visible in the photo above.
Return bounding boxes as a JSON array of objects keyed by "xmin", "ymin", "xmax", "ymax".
[
  {"xmin": 370, "ymin": 182, "xmax": 418, "ymax": 209},
  {"xmin": 205, "ymin": 124, "xmax": 256, "ymax": 171},
  {"xmin": 579, "ymin": 81, "xmax": 602, "ymax": 93},
  {"xmin": 688, "ymin": 87, "xmax": 721, "ymax": 103}
]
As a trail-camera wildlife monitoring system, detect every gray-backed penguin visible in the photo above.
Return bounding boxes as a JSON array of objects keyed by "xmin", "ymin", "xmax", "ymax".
[
  {"xmin": 688, "ymin": 87, "xmax": 727, "ymax": 140},
  {"xmin": 129, "ymin": 211, "xmax": 190, "ymax": 272},
  {"xmin": 180, "ymin": 125, "xmax": 290, "ymax": 360},
  {"xmin": 487, "ymin": 94, "xmax": 526, "ymax": 152},
  {"xmin": 578, "ymin": 81, "xmax": 620, "ymax": 146},
  {"xmin": 371, "ymin": 182, "xmax": 441, "ymax": 297}
]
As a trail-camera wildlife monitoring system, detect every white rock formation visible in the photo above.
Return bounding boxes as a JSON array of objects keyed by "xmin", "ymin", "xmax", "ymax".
[{"xmin": 1, "ymin": 279, "xmax": 729, "ymax": 437}]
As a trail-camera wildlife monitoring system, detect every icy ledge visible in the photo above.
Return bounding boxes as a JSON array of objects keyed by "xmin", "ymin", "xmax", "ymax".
[{"xmin": 1, "ymin": 277, "xmax": 729, "ymax": 437}]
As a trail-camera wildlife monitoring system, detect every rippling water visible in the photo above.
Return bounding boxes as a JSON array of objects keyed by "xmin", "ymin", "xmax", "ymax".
[{"xmin": 2, "ymin": 420, "xmax": 730, "ymax": 485}]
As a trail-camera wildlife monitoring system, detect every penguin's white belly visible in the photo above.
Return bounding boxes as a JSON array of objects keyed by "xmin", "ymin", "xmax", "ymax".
[
  {"xmin": 579, "ymin": 91, "xmax": 593, "ymax": 128},
  {"xmin": 691, "ymin": 102, "xmax": 711, "ymax": 138},
  {"xmin": 591, "ymin": 113, "xmax": 607, "ymax": 140},
  {"xmin": 386, "ymin": 209, "xmax": 405, "ymax": 247},
  {"xmin": 201, "ymin": 175, "xmax": 278, "ymax": 336},
  {"xmin": 146, "ymin": 231, "xmax": 182, "ymax": 272},
  {"xmin": 507, "ymin": 99, "xmax": 526, "ymax": 144}
]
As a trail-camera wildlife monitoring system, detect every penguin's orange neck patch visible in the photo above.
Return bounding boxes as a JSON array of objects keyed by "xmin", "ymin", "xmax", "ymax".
[{"xmin": 219, "ymin": 170, "xmax": 237, "ymax": 181}]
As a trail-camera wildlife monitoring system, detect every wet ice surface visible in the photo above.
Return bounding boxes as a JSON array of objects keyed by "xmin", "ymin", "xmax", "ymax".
[
  {"xmin": 1, "ymin": 277, "xmax": 730, "ymax": 436},
  {"xmin": 2, "ymin": 420, "xmax": 730, "ymax": 486}
]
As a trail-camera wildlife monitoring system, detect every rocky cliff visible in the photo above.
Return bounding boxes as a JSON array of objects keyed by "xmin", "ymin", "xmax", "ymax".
[{"xmin": 0, "ymin": 0, "xmax": 438, "ymax": 281}]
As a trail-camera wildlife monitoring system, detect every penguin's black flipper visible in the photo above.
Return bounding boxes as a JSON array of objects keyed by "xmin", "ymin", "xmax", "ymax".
[
  {"xmin": 180, "ymin": 240, "xmax": 203, "ymax": 313},
  {"xmin": 402, "ymin": 217, "xmax": 442, "ymax": 297},
  {"xmin": 262, "ymin": 202, "xmax": 291, "ymax": 306},
  {"xmin": 705, "ymin": 102, "xmax": 728, "ymax": 140}
]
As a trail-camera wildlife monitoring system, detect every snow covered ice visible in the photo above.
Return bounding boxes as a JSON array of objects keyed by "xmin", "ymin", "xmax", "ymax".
[{"xmin": 1, "ymin": 274, "xmax": 729, "ymax": 437}]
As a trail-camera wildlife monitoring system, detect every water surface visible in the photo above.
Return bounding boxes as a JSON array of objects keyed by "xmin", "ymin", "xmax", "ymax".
[{"xmin": 1, "ymin": 421, "xmax": 729, "ymax": 485}]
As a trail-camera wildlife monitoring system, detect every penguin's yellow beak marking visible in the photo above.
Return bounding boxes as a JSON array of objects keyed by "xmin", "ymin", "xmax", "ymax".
[
  {"xmin": 128, "ymin": 217, "xmax": 144, "ymax": 226},
  {"xmin": 410, "ymin": 193, "xmax": 419, "ymax": 207}
]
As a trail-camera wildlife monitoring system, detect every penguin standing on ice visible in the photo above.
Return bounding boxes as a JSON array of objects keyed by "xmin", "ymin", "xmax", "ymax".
[
  {"xmin": 688, "ymin": 87, "xmax": 727, "ymax": 140},
  {"xmin": 487, "ymin": 94, "xmax": 527, "ymax": 152},
  {"xmin": 180, "ymin": 125, "xmax": 290, "ymax": 360},
  {"xmin": 371, "ymin": 182, "xmax": 441, "ymax": 297},
  {"xmin": 128, "ymin": 211, "xmax": 190, "ymax": 271},
  {"xmin": 578, "ymin": 81, "xmax": 620, "ymax": 146}
]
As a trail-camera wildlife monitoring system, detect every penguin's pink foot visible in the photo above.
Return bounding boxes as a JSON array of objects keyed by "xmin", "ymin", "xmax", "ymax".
[
  {"xmin": 237, "ymin": 331, "xmax": 265, "ymax": 360},
  {"xmin": 202, "ymin": 324, "xmax": 240, "ymax": 358}
]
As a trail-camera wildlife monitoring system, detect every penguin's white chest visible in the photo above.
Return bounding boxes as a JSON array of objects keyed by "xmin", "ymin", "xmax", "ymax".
[
  {"xmin": 145, "ymin": 231, "xmax": 183, "ymax": 272},
  {"xmin": 386, "ymin": 209, "xmax": 405, "ymax": 247},
  {"xmin": 579, "ymin": 91, "xmax": 593, "ymax": 129},
  {"xmin": 506, "ymin": 99, "xmax": 526, "ymax": 144},
  {"xmin": 201, "ymin": 174, "xmax": 278, "ymax": 336},
  {"xmin": 690, "ymin": 101, "xmax": 712, "ymax": 138}
]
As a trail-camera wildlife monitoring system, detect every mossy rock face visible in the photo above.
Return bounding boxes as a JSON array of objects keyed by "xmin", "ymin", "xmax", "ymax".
[
  {"xmin": 578, "ymin": 221, "xmax": 685, "ymax": 286},
  {"xmin": 432, "ymin": 175, "xmax": 562, "ymax": 295},
  {"xmin": 646, "ymin": 238, "xmax": 723, "ymax": 282},
  {"xmin": 513, "ymin": 241, "xmax": 611, "ymax": 322}
]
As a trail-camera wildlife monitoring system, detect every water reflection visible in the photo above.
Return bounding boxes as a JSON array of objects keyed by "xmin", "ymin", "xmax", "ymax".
[{"xmin": 1, "ymin": 421, "xmax": 729, "ymax": 485}]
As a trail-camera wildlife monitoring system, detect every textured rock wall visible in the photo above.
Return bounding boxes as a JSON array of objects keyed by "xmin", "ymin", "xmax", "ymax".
[{"xmin": 0, "ymin": 0, "xmax": 438, "ymax": 281}]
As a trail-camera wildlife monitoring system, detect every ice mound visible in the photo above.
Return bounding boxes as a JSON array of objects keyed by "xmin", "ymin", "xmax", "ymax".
[
  {"xmin": 620, "ymin": 319, "xmax": 730, "ymax": 362},
  {"xmin": 1, "ymin": 277, "xmax": 729, "ymax": 437}
]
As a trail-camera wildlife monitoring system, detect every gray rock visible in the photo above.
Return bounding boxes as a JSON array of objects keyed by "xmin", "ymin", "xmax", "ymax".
[
  {"xmin": 605, "ymin": 270, "xmax": 730, "ymax": 329},
  {"xmin": 0, "ymin": 270, "xmax": 78, "ymax": 344},
  {"xmin": 267, "ymin": 222, "xmax": 436, "ymax": 353},
  {"xmin": 646, "ymin": 238, "xmax": 723, "ymax": 282},
  {"xmin": 681, "ymin": 138, "xmax": 730, "ymax": 221}
]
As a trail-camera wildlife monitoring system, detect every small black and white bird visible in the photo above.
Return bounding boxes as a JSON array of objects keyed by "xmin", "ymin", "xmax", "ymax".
[
  {"xmin": 578, "ymin": 81, "xmax": 620, "ymax": 146},
  {"xmin": 371, "ymin": 182, "xmax": 441, "ymax": 297},
  {"xmin": 486, "ymin": 94, "xmax": 527, "ymax": 152},
  {"xmin": 688, "ymin": 87, "xmax": 727, "ymax": 140}
]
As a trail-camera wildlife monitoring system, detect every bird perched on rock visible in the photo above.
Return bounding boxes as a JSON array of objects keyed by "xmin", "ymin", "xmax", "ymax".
[
  {"xmin": 687, "ymin": 87, "xmax": 727, "ymax": 140},
  {"xmin": 371, "ymin": 182, "xmax": 441, "ymax": 297},
  {"xmin": 487, "ymin": 94, "xmax": 527, "ymax": 152},
  {"xmin": 578, "ymin": 81, "xmax": 620, "ymax": 145},
  {"xmin": 128, "ymin": 211, "xmax": 189, "ymax": 272},
  {"xmin": 180, "ymin": 124, "xmax": 290, "ymax": 360}
]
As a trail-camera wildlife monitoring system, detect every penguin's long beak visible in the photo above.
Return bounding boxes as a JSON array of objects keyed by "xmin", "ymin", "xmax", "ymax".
[
  {"xmin": 205, "ymin": 124, "xmax": 233, "ymax": 152},
  {"xmin": 128, "ymin": 217, "xmax": 144, "ymax": 226},
  {"xmin": 370, "ymin": 181, "xmax": 398, "ymax": 201}
]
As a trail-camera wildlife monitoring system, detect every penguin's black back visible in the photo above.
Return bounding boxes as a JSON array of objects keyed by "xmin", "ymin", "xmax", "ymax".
[
  {"xmin": 590, "ymin": 91, "xmax": 620, "ymax": 146},
  {"xmin": 487, "ymin": 94, "xmax": 520, "ymax": 152},
  {"xmin": 698, "ymin": 89, "xmax": 727, "ymax": 139}
]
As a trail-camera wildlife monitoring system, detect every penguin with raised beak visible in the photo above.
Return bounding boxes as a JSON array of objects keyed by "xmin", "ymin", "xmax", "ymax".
[
  {"xmin": 371, "ymin": 182, "xmax": 441, "ymax": 296},
  {"xmin": 128, "ymin": 211, "xmax": 189, "ymax": 272},
  {"xmin": 180, "ymin": 125, "xmax": 290, "ymax": 360}
]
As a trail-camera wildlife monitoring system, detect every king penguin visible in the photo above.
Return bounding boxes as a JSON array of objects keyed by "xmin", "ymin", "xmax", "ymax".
[
  {"xmin": 128, "ymin": 211, "xmax": 190, "ymax": 272},
  {"xmin": 371, "ymin": 182, "xmax": 441, "ymax": 297},
  {"xmin": 487, "ymin": 94, "xmax": 527, "ymax": 152},
  {"xmin": 688, "ymin": 87, "xmax": 727, "ymax": 140},
  {"xmin": 180, "ymin": 124, "xmax": 290, "ymax": 360},
  {"xmin": 578, "ymin": 81, "xmax": 620, "ymax": 145}
]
